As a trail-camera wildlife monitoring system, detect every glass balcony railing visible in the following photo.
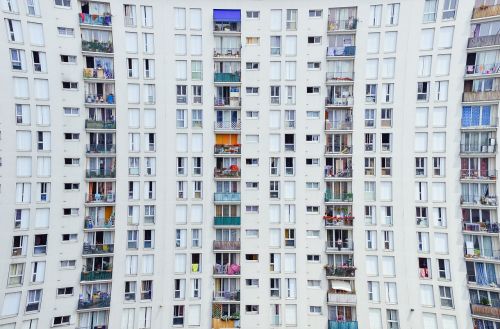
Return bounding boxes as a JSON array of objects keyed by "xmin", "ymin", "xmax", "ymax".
[
  {"xmin": 86, "ymin": 144, "xmax": 116, "ymax": 154},
  {"xmin": 327, "ymin": 293, "xmax": 357, "ymax": 304},
  {"xmin": 325, "ymin": 144, "xmax": 352, "ymax": 154},
  {"xmin": 463, "ymin": 90, "xmax": 500, "ymax": 102},
  {"xmin": 327, "ymin": 18, "xmax": 357, "ymax": 31},
  {"xmin": 77, "ymin": 295, "xmax": 111, "ymax": 310},
  {"xmin": 460, "ymin": 143, "xmax": 496, "ymax": 153},
  {"xmin": 82, "ymin": 243, "xmax": 114, "ymax": 255},
  {"xmin": 214, "ymin": 144, "xmax": 241, "ymax": 155},
  {"xmin": 213, "ymin": 240, "xmax": 241, "ymax": 250},
  {"xmin": 213, "ymin": 263, "xmax": 241, "ymax": 275},
  {"xmin": 471, "ymin": 304, "xmax": 500, "ymax": 319},
  {"xmin": 86, "ymin": 168, "xmax": 115, "ymax": 179},
  {"xmin": 465, "ymin": 63, "xmax": 500, "ymax": 76},
  {"xmin": 214, "ymin": 168, "xmax": 241, "ymax": 178},
  {"xmin": 213, "ymin": 22, "xmax": 241, "ymax": 32},
  {"xmin": 214, "ymin": 72, "xmax": 241, "ymax": 83},
  {"xmin": 79, "ymin": 13, "xmax": 112, "ymax": 26},
  {"xmin": 328, "ymin": 320, "xmax": 358, "ymax": 329},
  {"xmin": 325, "ymin": 96, "xmax": 354, "ymax": 106},
  {"xmin": 460, "ymin": 169, "xmax": 497, "ymax": 180},
  {"xmin": 214, "ymin": 47, "xmax": 241, "ymax": 57},
  {"xmin": 324, "ymin": 166, "xmax": 352, "ymax": 178},
  {"xmin": 326, "ymin": 72, "xmax": 354, "ymax": 82},
  {"xmin": 463, "ymin": 221, "xmax": 499, "ymax": 233},
  {"xmin": 82, "ymin": 40, "xmax": 113, "ymax": 53},
  {"xmin": 326, "ymin": 241, "xmax": 354, "ymax": 251},
  {"xmin": 473, "ymin": 4, "xmax": 500, "ymax": 19},
  {"xmin": 85, "ymin": 192, "xmax": 116, "ymax": 203},
  {"xmin": 461, "ymin": 194, "xmax": 497, "ymax": 206},
  {"xmin": 324, "ymin": 191, "xmax": 353, "ymax": 202},
  {"xmin": 468, "ymin": 34, "xmax": 500, "ymax": 48},
  {"xmin": 464, "ymin": 247, "xmax": 500, "ymax": 260},
  {"xmin": 80, "ymin": 270, "xmax": 112, "ymax": 281},
  {"xmin": 84, "ymin": 216, "xmax": 114, "ymax": 229},
  {"xmin": 214, "ymin": 120, "xmax": 241, "ymax": 130},
  {"xmin": 325, "ymin": 265, "xmax": 356, "ymax": 277},
  {"xmin": 214, "ymin": 216, "xmax": 241, "ymax": 226},
  {"xmin": 327, "ymin": 46, "xmax": 356, "ymax": 57},
  {"xmin": 85, "ymin": 120, "xmax": 116, "ymax": 129},
  {"xmin": 214, "ymin": 193, "xmax": 240, "ymax": 202},
  {"xmin": 324, "ymin": 216, "xmax": 354, "ymax": 227},
  {"xmin": 213, "ymin": 290, "xmax": 240, "ymax": 301},
  {"xmin": 85, "ymin": 93, "xmax": 115, "ymax": 104},
  {"xmin": 83, "ymin": 67, "xmax": 114, "ymax": 80},
  {"xmin": 214, "ymin": 96, "xmax": 241, "ymax": 107}
]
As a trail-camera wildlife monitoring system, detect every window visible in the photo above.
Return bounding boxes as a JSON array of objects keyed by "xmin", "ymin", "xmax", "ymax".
[
  {"xmin": 417, "ymin": 82, "xmax": 430, "ymax": 101},
  {"xmin": 307, "ymin": 62, "xmax": 320, "ymax": 70},
  {"xmin": 423, "ymin": 0, "xmax": 438, "ymax": 22},
  {"xmin": 61, "ymin": 233, "xmax": 77, "ymax": 241},
  {"xmin": 284, "ymin": 229, "xmax": 295, "ymax": 247},
  {"xmin": 306, "ymin": 86, "xmax": 320, "ymax": 94},
  {"xmin": 5, "ymin": 19, "xmax": 23, "ymax": 42},
  {"xmin": 63, "ymin": 107, "xmax": 79, "ymax": 116},
  {"xmin": 309, "ymin": 306, "xmax": 321, "ymax": 314},
  {"xmin": 57, "ymin": 27, "xmax": 74, "ymax": 37},
  {"xmin": 246, "ymin": 87, "xmax": 259, "ymax": 95},
  {"xmin": 366, "ymin": 84, "xmax": 377, "ymax": 103},
  {"xmin": 309, "ymin": 9, "xmax": 322, "ymax": 17},
  {"xmin": 62, "ymin": 81, "xmax": 77, "ymax": 90},
  {"xmin": 3, "ymin": 0, "xmax": 19, "ymax": 13},
  {"xmin": 141, "ymin": 5, "xmax": 153, "ymax": 27},
  {"xmin": 57, "ymin": 287, "xmax": 73, "ymax": 296},
  {"xmin": 8, "ymin": 263, "xmax": 24, "ymax": 286},
  {"xmin": 246, "ymin": 62, "xmax": 259, "ymax": 70},
  {"xmin": 386, "ymin": 3, "xmax": 400, "ymax": 25},
  {"xmin": 60, "ymin": 55, "xmax": 76, "ymax": 63},
  {"xmin": 439, "ymin": 286, "xmax": 454, "ymax": 308},
  {"xmin": 307, "ymin": 254, "xmax": 320, "ymax": 262},
  {"xmin": 60, "ymin": 260, "xmax": 76, "ymax": 268},
  {"xmin": 246, "ymin": 37, "xmax": 260, "ymax": 45},
  {"xmin": 64, "ymin": 133, "xmax": 79, "ymax": 140},
  {"xmin": 26, "ymin": 289, "xmax": 42, "ymax": 312},
  {"xmin": 54, "ymin": 0, "xmax": 70, "ymax": 7},
  {"xmin": 420, "ymin": 28, "xmax": 434, "ymax": 50},
  {"xmin": 270, "ymin": 36, "xmax": 281, "ymax": 55},
  {"xmin": 270, "ymin": 278, "xmax": 281, "ymax": 297},
  {"xmin": 53, "ymin": 316, "xmax": 70, "ymax": 326},
  {"xmin": 173, "ymin": 305, "xmax": 184, "ymax": 326},
  {"xmin": 442, "ymin": 0, "xmax": 457, "ymax": 19},
  {"xmin": 307, "ymin": 36, "xmax": 321, "ymax": 44},
  {"xmin": 369, "ymin": 5, "xmax": 382, "ymax": 27},
  {"xmin": 387, "ymin": 310, "xmax": 399, "ymax": 329},
  {"xmin": 10, "ymin": 49, "xmax": 25, "ymax": 70},
  {"xmin": 286, "ymin": 9, "xmax": 297, "ymax": 30},
  {"xmin": 246, "ymin": 11, "xmax": 259, "ymax": 18}
]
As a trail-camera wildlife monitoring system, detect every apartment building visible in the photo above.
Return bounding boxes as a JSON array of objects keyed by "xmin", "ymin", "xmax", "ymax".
[{"xmin": 0, "ymin": 0, "xmax": 497, "ymax": 329}]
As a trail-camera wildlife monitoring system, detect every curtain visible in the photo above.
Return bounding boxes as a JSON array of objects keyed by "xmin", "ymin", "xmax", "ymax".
[
  {"xmin": 35, "ymin": 208, "xmax": 49, "ymax": 228},
  {"xmin": 175, "ymin": 35, "xmax": 186, "ymax": 55},
  {"xmin": 190, "ymin": 35, "xmax": 202, "ymax": 55},
  {"xmin": 285, "ymin": 36, "xmax": 296, "ymax": 56},
  {"xmin": 269, "ymin": 229, "xmax": 280, "ymax": 247},
  {"xmin": 284, "ymin": 254, "xmax": 296, "ymax": 273},
  {"xmin": 190, "ymin": 9, "xmax": 201, "ymax": 30},
  {"xmin": 28, "ymin": 22, "xmax": 44, "ymax": 45},
  {"xmin": 126, "ymin": 32, "xmax": 138, "ymax": 53},
  {"xmin": 174, "ymin": 8, "xmax": 186, "ymax": 29},
  {"xmin": 270, "ymin": 9, "xmax": 282, "ymax": 30}
]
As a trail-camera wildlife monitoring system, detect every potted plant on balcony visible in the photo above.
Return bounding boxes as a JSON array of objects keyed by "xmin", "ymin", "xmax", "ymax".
[{"xmin": 480, "ymin": 297, "xmax": 491, "ymax": 306}]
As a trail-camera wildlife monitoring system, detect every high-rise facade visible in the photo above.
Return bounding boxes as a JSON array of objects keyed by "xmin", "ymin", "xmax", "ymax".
[{"xmin": 0, "ymin": 1, "xmax": 498, "ymax": 329}]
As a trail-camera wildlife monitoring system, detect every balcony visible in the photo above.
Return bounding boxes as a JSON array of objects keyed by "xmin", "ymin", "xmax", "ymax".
[
  {"xmin": 325, "ymin": 97, "xmax": 353, "ymax": 107},
  {"xmin": 327, "ymin": 292, "xmax": 357, "ymax": 304},
  {"xmin": 325, "ymin": 167, "xmax": 352, "ymax": 178},
  {"xmin": 464, "ymin": 247, "xmax": 500, "ymax": 260},
  {"xmin": 468, "ymin": 34, "xmax": 500, "ymax": 49},
  {"xmin": 327, "ymin": 18, "xmax": 357, "ymax": 32},
  {"xmin": 460, "ymin": 143, "xmax": 496, "ymax": 154},
  {"xmin": 82, "ymin": 40, "xmax": 113, "ymax": 53},
  {"xmin": 83, "ymin": 68, "xmax": 114, "ymax": 80},
  {"xmin": 214, "ymin": 192, "xmax": 240, "ymax": 202},
  {"xmin": 215, "ymin": 120, "xmax": 241, "ymax": 130},
  {"xmin": 214, "ymin": 216, "xmax": 241, "ymax": 226},
  {"xmin": 213, "ymin": 263, "xmax": 241, "ymax": 275},
  {"xmin": 465, "ymin": 63, "xmax": 500, "ymax": 76},
  {"xmin": 213, "ymin": 18, "xmax": 241, "ymax": 33},
  {"xmin": 212, "ymin": 318, "xmax": 241, "ymax": 329},
  {"xmin": 78, "ymin": 295, "xmax": 111, "ymax": 310},
  {"xmin": 325, "ymin": 265, "xmax": 356, "ymax": 277},
  {"xmin": 86, "ymin": 193, "xmax": 116, "ymax": 203},
  {"xmin": 325, "ymin": 191, "xmax": 353, "ymax": 203},
  {"xmin": 79, "ymin": 13, "xmax": 112, "ymax": 26},
  {"xmin": 214, "ymin": 144, "xmax": 241, "ymax": 155},
  {"xmin": 324, "ymin": 216, "xmax": 354, "ymax": 227},
  {"xmin": 326, "ymin": 241, "xmax": 354, "ymax": 252},
  {"xmin": 471, "ymin": 304, "xmax": 500, "ymax": 319},
  {"xmin": 461, "ymin": 169, "xmax": 497, "ymax": 180},
  {"xmin": 213, "ymin": 240, "xmax": 241, "ymax": 250},
  {"xmin": 214, "ymin": 72, "xmax": 241, "ymax": 83},
  {"xmin": 325, "ymin": 120, "xmax": 353, "ymax": 131},
  {"xmin": 85, "ymin": 120, "xmax": 116, "ymax": 129},
  {"xmin": 327, "ymin": 46, "xmax": 356, "ymax": 57},
  {"xmin": 463, "ymin": 91, "xmax": 500, "ymax": 102},
  {"xmin": 214, "ymin": 167, "xmax": 241, "ymax": 178},
  {"xmin": 86, "ymin": 169, "xmax": 116, "ymax": 179},
  {"xmin": 328, "ymin": 321, "xmax": 358, "ymax": 329},
  {"xmin": 86, "ymin": 144, "xmax": 116, "ymax": 154},
  {"xmin": 85, "ymin": 93, "xmax": 115, "ymax": 105},
  {"xmin": 472, "ymin": 4, "xmax": 500, "ymax": 19},
  {"xmin": 325, "ymin": 145, "xmax": 352, "ymax": 155},
  {"xmin": 214, "ymin": 47, "xmax": 241, "ymax": 58},
  {"xmin": 80, "ymin": 270, "xmax": 112, "ymax": 281},
  {"xmin": 82, "ymin": 243, "xmax": 114, "ymax": 255},
  {"xmin": 463, "ymin": 221, "xmax": 499, "ymax": 233},
  {"xmin": 461, "ymin": 194, "xmax": 497, "ymax": 206},
  {"xmin": 326, "ymin": 72, "xmax": 354, "ymax": 82},
  {"xmin": 84, "ymin": 216, "xmax": 114, "ymax": 230},
  {"xmin": 214, "ymin": 97, "xmax": 241, "ymax": 107},
  {"xmin": 213, "ymin": 290, "xmax": 240, "ymax": 301}
]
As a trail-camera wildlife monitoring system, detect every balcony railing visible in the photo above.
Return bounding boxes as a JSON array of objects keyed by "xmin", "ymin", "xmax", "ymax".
[
  {"xmin": 325, "ymin": 97, "xmax": 353, "ymax": 107},
  {"xmin": 464, "ymin": 247, "xmax": 500, "ymax": 260},
  {"xmin": 467, "ymin": 274, "xmax": 500, "ymax": 287},
  {"xmin": 325, "ymin": 145, "xmax": 352, "ymax": 155},
  {"xmin": 85, "ymin": 120, "xmax": 116, "ymax": 129},
  {"xmin": 79, "ymin": 13, "xmax": 112, "ymax": 26},
  {"xmin": 460, "ymin": 169, "xmax": 497, "ymax": 180},
  {"xmin": 213, "ymin": 22, "xmax": 241, "ymax": 32},
  {"xmin": 471, "ymin": 303, "xmax": 500, "ymax": 319},
  {"xmin": 463, "ymin": 90, "xmax": 500, "ymax": 102},
  {"xmin": 77, "ymin": 296, "xmax": 111, "ymax": 310},
  {"xmin": 213, "ymin": 263, "xmax": 241, "ymax": 275},
  {"xmin": 85, "ymin": 93, "xmax": 115, "ymax": 104},
  {"xmin": 325, "ymin": 120, "xmax": 353, "ymax": 130},
  {"xmin": 86, "ymin": 193, "xmax": 116, "ymax": 203},
  {"xmin": 327, "ymin": 18, "xmax": 358, "ymax": 32},
  {"xmin": 214, "ymin": 144, "xmax": 241, "ymax": 155},
  {"xmin": 86, "ymin": 169, "xmax": 116, "ymax": 178},
  {"xmin": 214, "ymin": 72, "xmax": 241, "ymax": 83},
  {"xmin": 213, "ymin": 290, "xmax": 240, "ymax": 301},
  {"xmin": 214, "ymin": 47, "xmax": 241, "ymax": 57},
  {"xmin": 83, "ymin": 67, "xmax": 114, "ymax": 80},
  {"xmin": 82, "ymin": 243, "xmax": 114, "ymax": 255},
  {"xmin": 463, "ymin": 221, "xmax": 499, "ymax": 233},
  {"xmin": 214, "ymin": 120, "xmax": 241, "ymax": 130},
  {"xmin": 84, "ymin": 216, "xmax": 114, "ymax": 229},
  {"xmin": 473, "ymin": 4, "xmax": 500, "ymax": 19},
  {"xmin": 461, "ymin": 194, "xmax": 497, "ymax": 206},
  {"xmin": 327, "ymin": 46, "xmax": 356, "ymax": 57},
  {"xmin": 214, "ymin": 97, "xmax": 241, "ymax": 107},
  {"xmin": 214, "ymin": 216, "xmax": 241, "ymax": 226},
  {"xmin": 80, "ymin": 270, "xmax": 112, "ymax": 281},
  {"xmin": 326, "ymin": 72, "xmax": 354, "ymax": 82},
  {"xmin": 324, "ymin": 216, "xmax": 354, "ymax": 227},
  {"xmin": 327, "ymin": 292, "xmax": 357, "ymax": 304},
  {"xmin": 325, "ymin": 265, "xmax": 356, "ymax": 277},
  {"xmin": 214, "ymin": 168, "xmax": 241, "ymax": 178},
  {"xmin": 86, "ymin": 144, "xmax": 116, "ymax": 154},
  {"xmin": 460, "ymin": 143, "xmax": 496, "ymax": 153},
  {"xmin": 82, "ymin": 40, "xmax": 113, "ymax": 53},
  {"xmin": 325, "ymin": 191, "xmax": 353, "ymax": 202},
  {"xmin": 213, "ymin": 240, "xmax": 241, "ymax": 250},
  {"xmin": 328, "ymin": 320, "xmax": 358, "ymax": 329},
  {"xmin": 468, "ymin": 34, "xmax": 500, "ymax": 48},
  {"xmin": 326, "ymin": 240, "xmax": 353, "ymax": 252},
  {"xmin": 465, "ymin": 63, "xmax": 500, "ymax": 76},
  {"xmin": 325, "ymin": 167, "xmax": 352, "ymax": 178},
  {"xmin": 214, "ymin": 192, "xmax": 240, "ymax": 202}
]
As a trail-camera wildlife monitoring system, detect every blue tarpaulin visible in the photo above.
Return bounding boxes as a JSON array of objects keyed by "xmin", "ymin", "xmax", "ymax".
[{"xmin": 213, "ymin": 9, "xmax": 241, "ymax": 22}]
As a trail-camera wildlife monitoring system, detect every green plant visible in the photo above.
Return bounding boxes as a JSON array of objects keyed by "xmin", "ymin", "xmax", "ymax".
[{"xmin": 480, "ymin": 297, "xmax": 491, "ymax": 306}]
